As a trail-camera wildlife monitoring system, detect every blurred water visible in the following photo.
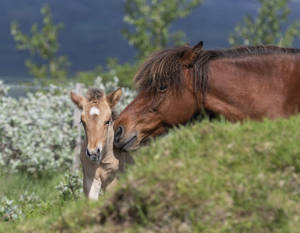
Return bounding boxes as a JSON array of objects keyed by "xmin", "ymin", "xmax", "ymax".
[
  {"xmin": 6, "ymin": 84, "xmax": 34, "ymax": 98},
  {"xmin": 1, "ymin": 76, "xmax": 35, "ymax": 98}
]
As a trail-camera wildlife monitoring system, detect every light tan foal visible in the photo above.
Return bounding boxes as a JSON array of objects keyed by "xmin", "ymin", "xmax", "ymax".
[{"xmin": 71, "ymin": 88, "xmax": 122, "ymax": 200}]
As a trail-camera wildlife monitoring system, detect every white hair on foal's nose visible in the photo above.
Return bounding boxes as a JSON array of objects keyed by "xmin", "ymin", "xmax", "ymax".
[{"xmin": 89, "ymin": 107, "xmax": 100, "ymax": 116}]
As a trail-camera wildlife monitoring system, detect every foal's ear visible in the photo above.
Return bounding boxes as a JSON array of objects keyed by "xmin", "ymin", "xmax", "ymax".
[
  {"xmin": 180, "ymin": 40, "xmax": 204, "ymax": 67},
  {"xmin": 107, "ymin": 88, "xmax": 122, "ymax": 108},
  {"xmin": 70, "ymin": 92, "xmax": 86, "ymax": 109}
]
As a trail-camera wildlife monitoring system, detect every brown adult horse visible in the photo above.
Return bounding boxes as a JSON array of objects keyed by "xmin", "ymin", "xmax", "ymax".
[{"xmin": 114, "ymin": 41, "xmax": 300, "ymax": 150}]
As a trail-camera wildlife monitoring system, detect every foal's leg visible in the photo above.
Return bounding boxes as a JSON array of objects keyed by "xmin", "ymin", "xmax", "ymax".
[{"xmin": 83, "ymin": 175, "xmax": 102, "ymax": 200}]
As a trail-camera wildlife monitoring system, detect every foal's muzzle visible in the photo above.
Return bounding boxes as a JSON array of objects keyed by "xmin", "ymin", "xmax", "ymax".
[{"xmin": 86, "ymin": 147, "xmax": 102, "ymax": 162}]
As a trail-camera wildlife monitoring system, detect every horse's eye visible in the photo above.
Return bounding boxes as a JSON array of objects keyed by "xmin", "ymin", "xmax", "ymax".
[
  {"xmin": 158, "ymin": 85, "xmax": 167, "ymax": 92},
  {"xmin": 150, "ymin": 107, "xmax": 158, "ymax": 113},
  {"xmin": 104, "ymin": 120, "xmax": 110, "ymax": 125}
]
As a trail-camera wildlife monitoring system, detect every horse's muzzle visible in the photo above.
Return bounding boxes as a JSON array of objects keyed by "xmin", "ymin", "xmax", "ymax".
[
  {"xmin": 86, "ymin": 148, "xmax": 103, "ymax": 162},
  {"xmin": 114, "ymin": 132, "xmax": 137, "ymax": 151}
]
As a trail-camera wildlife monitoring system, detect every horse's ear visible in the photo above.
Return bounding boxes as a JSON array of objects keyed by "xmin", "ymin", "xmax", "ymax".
[
  {"xmin": 180, "ymin": 40, "xmax": 204, "ymax": 67},
  {"xmin": 70, "ymin": 92, "xmax": 86, "ymax": 109},
  {"xmin": 192, "ymin": 40, "xmax": 203, "ymax": 54},
  {"xmin": 107, "ymin": 88, "xmax": 122, "ymax": 108}
]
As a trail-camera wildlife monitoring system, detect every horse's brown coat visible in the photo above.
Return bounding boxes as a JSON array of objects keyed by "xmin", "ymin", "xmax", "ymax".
[{"xmin": 114, "ymin": 43, "xmax": 300, "ymax": 150}]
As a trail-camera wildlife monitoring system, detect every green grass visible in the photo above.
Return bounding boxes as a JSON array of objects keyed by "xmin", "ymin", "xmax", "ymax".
[
  {"xmin": 2, "ymin": 117, "xmax": 300, "ymax": 232},
  {"xmin": 0, "ymin": 171, "xmax": 83, "ymax": 232},
  {"xmin": 0, "ymin": 173, "xmax": 62, "ymax": 200}
]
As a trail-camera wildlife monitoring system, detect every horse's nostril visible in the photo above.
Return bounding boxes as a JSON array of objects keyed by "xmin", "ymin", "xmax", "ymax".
[
  {"xmin": 114, "ymin": 125, "xmax": 124, "ymax": 142},
  {"xmin": 97, "ymin": 148, "xmax": 101, "ymax": 154}
]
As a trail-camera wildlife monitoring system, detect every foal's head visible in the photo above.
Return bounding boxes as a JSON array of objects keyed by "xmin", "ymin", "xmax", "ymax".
[{"xmin": 71, "ymin": 88, "xmax": 122, "ymax": 162}]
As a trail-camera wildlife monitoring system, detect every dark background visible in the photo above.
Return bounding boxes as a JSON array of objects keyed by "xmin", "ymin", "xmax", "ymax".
[{"xmin": 1, "ymin": 0, "xmax": 300, "ymax": 82}]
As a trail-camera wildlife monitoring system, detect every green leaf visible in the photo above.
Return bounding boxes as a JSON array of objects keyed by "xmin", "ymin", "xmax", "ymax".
[{"xmin": 229, "ymin": 0, "xmax": 300, "ymax": 47}]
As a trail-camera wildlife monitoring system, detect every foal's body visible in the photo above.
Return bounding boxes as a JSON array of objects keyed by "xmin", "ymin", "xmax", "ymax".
[
  {"xmin": 80, "ymin": 131, "xmax": 118, "ymax": 200},
  {"xmin": 80, "ymin": 138, "xmax": 133, "ymax": 200},
  {"xmin": 71, "ymin": 88, "xmax": 129, "ymax": 200}
]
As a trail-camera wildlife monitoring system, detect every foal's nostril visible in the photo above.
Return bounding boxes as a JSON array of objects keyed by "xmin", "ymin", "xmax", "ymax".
[
  {"xmin": 97, "ymin": 148, "xmax": 101, "ymax": 154},
  {"xmin": 86, "ymin": 149, "xmax": 91, "ymax": 157},
  {"xmin": 114, "ymin": 125, "xmax": 124, "ymax": 143}
]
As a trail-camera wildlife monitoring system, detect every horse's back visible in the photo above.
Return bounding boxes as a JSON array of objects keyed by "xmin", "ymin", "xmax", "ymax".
[{"xmin": 208, "ymin": 53, "xmax": 300, "ymax": 119}]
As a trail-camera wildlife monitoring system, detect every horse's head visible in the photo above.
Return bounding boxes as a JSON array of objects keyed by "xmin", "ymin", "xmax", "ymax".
[
  {"xmin": 71, "ymin": 88, "xmax": 122, "ymax": 162},
  {"xmin": 114, "ymin": 42, "xmax": 204, "ymax": 150}
]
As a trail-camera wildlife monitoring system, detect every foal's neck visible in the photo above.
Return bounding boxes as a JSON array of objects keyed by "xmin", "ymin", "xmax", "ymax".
[
  {"xmin": 101, "ymin": 148, "xmax": 115, "ymax": 163},
  {"xmin": 103, "ymin": 124, "xmax": 115, "ymax": 159},
  {"xmin": 99, "ymin": 121, "xmax": 119, "ymax": 166}
]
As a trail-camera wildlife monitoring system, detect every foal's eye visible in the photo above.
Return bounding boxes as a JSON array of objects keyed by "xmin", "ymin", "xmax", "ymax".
[{"xmin": 104, "ymin": 120, "xmax": 110, "ymax": 125}]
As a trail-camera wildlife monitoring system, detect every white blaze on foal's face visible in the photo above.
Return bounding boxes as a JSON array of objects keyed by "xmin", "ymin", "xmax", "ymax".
[{"xmin": 89, "ymin": 106, "xmax": 100, "ymax": 116}]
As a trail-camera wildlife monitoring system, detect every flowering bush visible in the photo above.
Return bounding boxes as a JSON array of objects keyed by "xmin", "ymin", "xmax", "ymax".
[
  {"xmin": 0, "ymin": 192, "xmax": 42, "ymax": 222},
  {"xmin": 56, "ymin": 171, "xmax": 83, "ymax": 200},
  {"xmin": 19, "ymin": 191, "xmax": 41, "ymax": 208},
  {"xmin": 0, "ymin": 78, "xmax": 135, "ymax": 175},
  {"xmin": 0, "ymin": 84, "xmax": 75, "ymax": 175},
  {"xmin": 0, "ymin": 197, "xmax": 22, "ymax": 221}
]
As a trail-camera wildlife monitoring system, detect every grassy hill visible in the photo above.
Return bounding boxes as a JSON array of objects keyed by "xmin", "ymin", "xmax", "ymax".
[{"xmin": 2, "ymin": 117, "xmax": 300, "ymax": 232}]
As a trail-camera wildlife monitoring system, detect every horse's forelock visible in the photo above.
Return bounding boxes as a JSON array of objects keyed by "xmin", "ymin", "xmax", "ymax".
[{"xmin": 134, "ymin": 46, "xmax": 190, "ymax": 94}]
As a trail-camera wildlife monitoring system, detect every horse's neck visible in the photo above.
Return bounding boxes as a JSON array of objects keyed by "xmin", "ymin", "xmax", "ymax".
[{"xmin": 203, "ymin": 58, "xmax": 272, "ymax": 121}]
